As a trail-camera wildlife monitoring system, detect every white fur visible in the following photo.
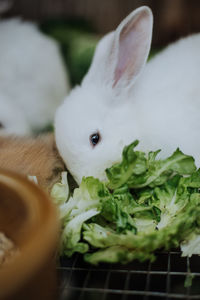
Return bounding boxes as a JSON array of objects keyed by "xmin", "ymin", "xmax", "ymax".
[
  {"xmin": 0, "ymin": 93, "xmax": 30, "ymax": 135},
  {"xmin": 55, "ymin": 6, "xmax": 200, "ymax": 184},
  {"xmin": 0, "ymin": 18, "xmax": 69, "ymax": 135}
]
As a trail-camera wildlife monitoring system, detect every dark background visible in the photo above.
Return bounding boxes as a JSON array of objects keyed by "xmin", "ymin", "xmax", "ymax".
[
  {"xmin": 4, "ymin": 0, "xmax": 200, "ymax": 85},
  {"xmin": 6, "ymin": 0, "xmax": 200, "ymax": 46}
]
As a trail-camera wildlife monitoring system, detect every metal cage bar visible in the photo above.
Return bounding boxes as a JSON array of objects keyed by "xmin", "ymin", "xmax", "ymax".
[{"xmin": 58, "ymin": 251, "xmax": 200, "ymax": 300}]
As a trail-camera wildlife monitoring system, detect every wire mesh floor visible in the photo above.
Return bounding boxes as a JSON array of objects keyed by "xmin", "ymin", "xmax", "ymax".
[{"xmin": 58, "ymin": 250, "xmax": 200, "ymax": 300}]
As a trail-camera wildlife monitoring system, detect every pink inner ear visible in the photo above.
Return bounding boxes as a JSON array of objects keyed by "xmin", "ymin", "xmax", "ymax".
[{"xmin": 113, "ymin": 11, "xmax": 151, "ymax": 88}]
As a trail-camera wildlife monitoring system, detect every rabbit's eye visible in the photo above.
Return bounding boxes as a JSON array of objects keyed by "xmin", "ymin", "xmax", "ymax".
[
  {"xmin": 0, "ymin": 122, "xmax": 4, "ymax": 129},
  {"xmin": 90, "ymin": 132, "xmax": 101, "ymax": 147}
]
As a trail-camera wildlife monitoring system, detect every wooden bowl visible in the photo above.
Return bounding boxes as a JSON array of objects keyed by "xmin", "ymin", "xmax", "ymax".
[{"xmin": 0, "ymin": 169, "xmax": 59, "ymax": 300}]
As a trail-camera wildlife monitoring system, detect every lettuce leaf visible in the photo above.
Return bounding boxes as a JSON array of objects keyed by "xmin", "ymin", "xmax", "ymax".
[
  {"xmin": 83, "ymin": 196, "xmax": 200, "ymax": 264},
  {"xmin": 52, "ymin": 176, "xmax": 103, "ymax": 255},
  {"xmin": 52, "ymin": 141, "xmax": 200, "ymax": 264},
  {"xmin": 106, "ymin": 142, "xmax": 196, "ymax": 189},
  {"xmin": 51, "ymin": 171, "xmax": 69, "ymax": 205}
]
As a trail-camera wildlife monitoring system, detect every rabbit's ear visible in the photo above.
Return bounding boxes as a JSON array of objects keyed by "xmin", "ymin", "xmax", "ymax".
[
  {"xmin": 112, "ymin": 6, "xmax": 153, "ymax": 90},
  {"xmin": 83, "ymin": 6, "xmax": 153, "ymax": 92},
  {"xmin": 82, "ymin": 31, "xmax": 116, "ymax": 86}
]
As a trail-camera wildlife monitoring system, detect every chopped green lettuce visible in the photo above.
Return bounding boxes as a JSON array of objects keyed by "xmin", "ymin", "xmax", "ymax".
[
  {"xmin": 52, "ymin": 141, "xmax": 200, "ymax": 264},
  {"xmin": 106, "ymin": 141, "xmax": 196, "ymax": 189},
  {"xmin": 181, "ymin": 233, "xmax": 200, "ymax": 257},
  {"xmin": 51, "ymin": 171, "xmax": 69, "ymax": 205}
]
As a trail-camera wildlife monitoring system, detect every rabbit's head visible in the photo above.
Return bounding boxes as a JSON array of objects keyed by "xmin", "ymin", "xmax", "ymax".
[{"xmin": 55, "ymin": 6, "xmax": 153, "ymax": 184}]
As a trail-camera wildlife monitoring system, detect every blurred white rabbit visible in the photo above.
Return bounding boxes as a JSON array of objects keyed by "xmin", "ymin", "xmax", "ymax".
[
  {"xmin": 0, "ymin": 17, "xmax": 69, "ymax": 135},
  {"xmin": 0, "ymin": 93, "xmax": 30, "ymax": 135},
  {"xmin": 55, "ymin": 6, "xmax": 200, "ymax": 184}
]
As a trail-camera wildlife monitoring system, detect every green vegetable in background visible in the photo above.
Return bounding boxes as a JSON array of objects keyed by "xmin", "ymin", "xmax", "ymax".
[
  {"xmin": 40, "ymin": 19, "xmax": 100, "ymax": 85},
  {"xmin": 51, "ymin": 141, "xmax": 200, "ymax": 265}
]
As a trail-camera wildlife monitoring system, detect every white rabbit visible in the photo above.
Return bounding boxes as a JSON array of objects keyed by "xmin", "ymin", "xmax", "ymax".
[
  {"xmin": 0, "ymin": 18, "xmax": 69, "ymax": 135},
  {"xmin": 0, "ymin": 93, "xmax": 30, "ymax": 135},
  {"xmin": 55, "ymin": 6, "xmax": 200, "ymax": 184}
]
